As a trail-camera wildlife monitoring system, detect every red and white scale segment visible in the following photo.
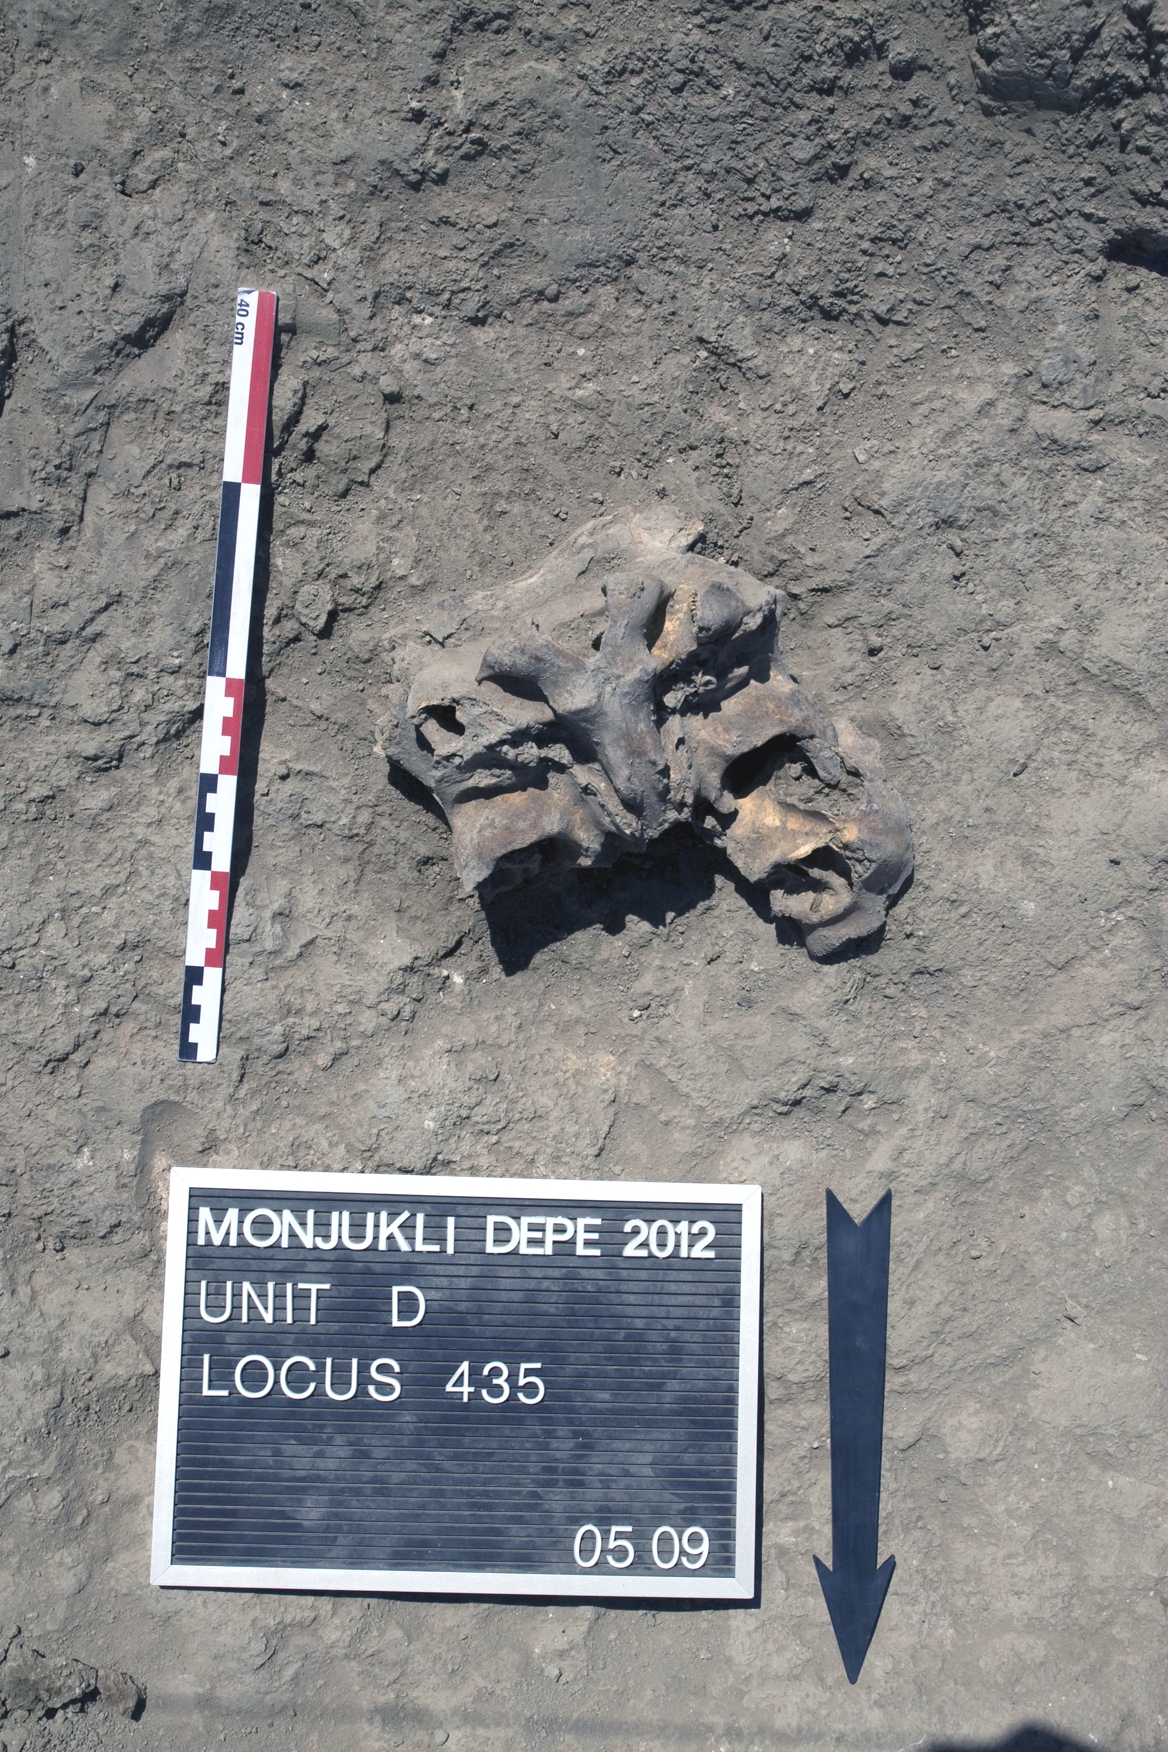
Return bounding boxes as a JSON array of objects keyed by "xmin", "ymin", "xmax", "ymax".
[{"xmin": 179, "ymin": 289, "xmax": 277, "ymax": 1062}]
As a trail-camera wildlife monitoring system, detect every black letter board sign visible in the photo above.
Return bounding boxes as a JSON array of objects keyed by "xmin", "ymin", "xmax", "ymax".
[{"xmin": 152, "ymin": 1169, "xmax": 760, "ymax": 1599}]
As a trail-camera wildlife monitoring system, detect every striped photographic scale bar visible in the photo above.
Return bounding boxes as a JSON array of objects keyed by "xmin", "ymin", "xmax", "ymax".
[{"xmin": 179, "ymin": 288, "xmax": 278, "ymax": 1063}]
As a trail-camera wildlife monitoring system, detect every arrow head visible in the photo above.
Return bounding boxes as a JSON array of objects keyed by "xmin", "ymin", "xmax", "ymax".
[{"xmin": 813, "ymin": 1553, "xmax": 896, "ymax": 1684}]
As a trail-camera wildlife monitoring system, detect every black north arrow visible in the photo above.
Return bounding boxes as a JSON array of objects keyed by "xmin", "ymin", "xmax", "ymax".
[{"xmin": 813, "ymin": 1188, "xmax": 895, "ymax": 1684}]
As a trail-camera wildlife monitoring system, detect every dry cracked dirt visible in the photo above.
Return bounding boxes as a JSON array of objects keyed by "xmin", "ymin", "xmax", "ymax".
[{"xmin": 0, "ymin": 0, "xmax": 1165, "ymax": 1748}]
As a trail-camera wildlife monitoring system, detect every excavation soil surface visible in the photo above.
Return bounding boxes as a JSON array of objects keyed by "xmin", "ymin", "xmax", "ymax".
[{"xmin": 1, "ymin": 1, "xmax": 1165, "ymax": 1749}]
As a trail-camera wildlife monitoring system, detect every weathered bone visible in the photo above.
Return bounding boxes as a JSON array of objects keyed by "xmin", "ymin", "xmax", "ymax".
[{"xmin": 385, "ymin": 507, "xmax": 912, "ymax": 959}]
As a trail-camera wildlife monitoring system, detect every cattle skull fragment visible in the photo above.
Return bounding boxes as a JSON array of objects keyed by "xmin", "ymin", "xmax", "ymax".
[{"xmin": 386, "ymin": 508, "xmax": 912, "ymax": 959}]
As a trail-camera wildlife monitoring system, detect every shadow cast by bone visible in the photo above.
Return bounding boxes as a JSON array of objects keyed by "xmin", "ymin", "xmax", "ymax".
[
  {"xmin": 478, "ymin": 820, "xmax": 913, "ymax": 974},
  {"xmin": 387, "ymin": 760, "xmax": 453, "ymax": 832},
  {"xmin": 480, "ymin": 824, "xmax": 720, "ymax": 975},
  {"xmin": 1104, "ymin": 230, "xmax": 1168, "ymax": 276}
]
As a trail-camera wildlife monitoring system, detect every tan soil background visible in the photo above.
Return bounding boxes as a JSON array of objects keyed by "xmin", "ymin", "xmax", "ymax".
[{"xmin": 1, "ymin": 0, "xmax": 1165, "ymax": 1747}]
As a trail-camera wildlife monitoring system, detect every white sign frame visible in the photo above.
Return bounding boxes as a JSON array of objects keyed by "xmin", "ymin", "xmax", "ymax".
[{"xmin": 151, "ymin": 1167, "xmax": 761, "ymax": 1600}]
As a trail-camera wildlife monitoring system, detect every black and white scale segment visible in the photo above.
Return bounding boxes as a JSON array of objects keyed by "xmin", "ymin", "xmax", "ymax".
[{"xmin": 152, "ymin": 1169, "xmax": 761, "ymax": 1599}]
